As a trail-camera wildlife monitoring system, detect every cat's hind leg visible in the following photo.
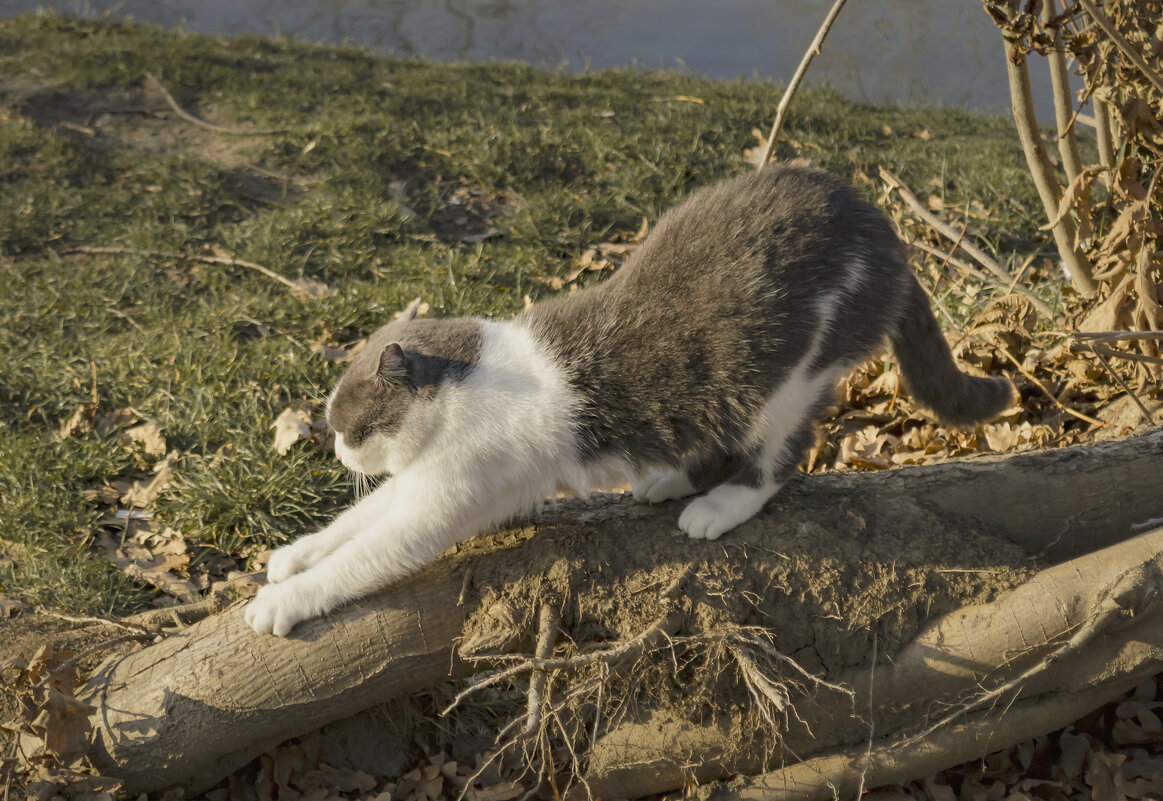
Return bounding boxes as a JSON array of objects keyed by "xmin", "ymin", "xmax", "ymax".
[
  {"xmin": 678, "ymin": 428, "xmax": 812, "ymax": 540},
  {"xmin": 679, "ymin": 368, "xmax": 838, "ymax": 540},
  {"xmin": 632, "ymin": 451, "xmax": 750, "ymax": 504},
  {"xmin": 633, "ymin": 466, "xmax": 696, "ymax": 504}
]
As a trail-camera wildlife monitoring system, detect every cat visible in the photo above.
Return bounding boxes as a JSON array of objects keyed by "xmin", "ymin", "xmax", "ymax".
[{"xmin": 245, "ymin": 164, "xmax": 1014, "ymax": 636}]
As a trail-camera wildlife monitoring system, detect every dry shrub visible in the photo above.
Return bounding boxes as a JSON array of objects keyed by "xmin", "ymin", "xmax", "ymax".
[{"xmin": 985, "ymin": 0, "xmax": 1163, "ymax": 378}]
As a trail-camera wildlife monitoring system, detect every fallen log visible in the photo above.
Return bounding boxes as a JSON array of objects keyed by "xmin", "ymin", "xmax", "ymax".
[{"xmin": 75, "ymin": 431, "xmax": 1162, "ymax": 795}]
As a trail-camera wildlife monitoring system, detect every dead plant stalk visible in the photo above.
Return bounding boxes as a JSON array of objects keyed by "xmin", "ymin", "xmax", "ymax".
[
  {"xmin": 757, "ymin": 0, "xmax": 849, "ymax": 167},
  {"xmin": 1002, "ymin": 37, "xmax": 1096, "ymax": 296},
  {"xmin": 879, "ymin": 167, "xmax": 1055, "ymax": 318}
]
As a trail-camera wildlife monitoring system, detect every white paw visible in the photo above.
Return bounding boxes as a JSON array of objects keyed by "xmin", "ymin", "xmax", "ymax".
[
  {"xmin": 678, "ymin": 484, "xmax": 771, "ymax": 541},
  {"xmin": 266, "ymin": 536, "xmax": 325, "ymax": 583},
  {"xmin": 245, "ymin": 579, "xmax": 324, "ymax": 636},
  {"xmin": 632, "ymin": 468, "xmax": 696, "ymax": 504}
]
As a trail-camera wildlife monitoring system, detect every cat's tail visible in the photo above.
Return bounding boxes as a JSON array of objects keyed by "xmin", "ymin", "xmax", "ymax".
[{"xmin": 889, "ymin": 276, "xmax": 1015, "ymax": 426}]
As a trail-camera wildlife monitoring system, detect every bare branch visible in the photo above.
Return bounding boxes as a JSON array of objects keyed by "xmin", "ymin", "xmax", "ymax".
[
  {"xmin": 757, "ymin": 0, "xmax": 849, "ymax": 168},
  {"xmin": 1002, "ymin": 39, "xmax": 1096, "ymax": 296},
  {"xmin": 144, "ymin": 72, "xmax": 290, "ymax": 135}
]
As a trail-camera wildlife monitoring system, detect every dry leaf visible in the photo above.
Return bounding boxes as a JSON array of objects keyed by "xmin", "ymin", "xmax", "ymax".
[
  {"xmin": 121, "ymin": 455, "xmax": 177, "ymax": 508},
  {"xmin": 97, "ymin": 531, "xmax": 199, "ymax": 602},
  {"xmin": 272, "ymin": 407, "xmax": 312, "ymax": 455},
  {"xmin": 0, "ymin": 595, "xmax": 26, "ymax": 617},
  {"xmin": 289, "ymin": 277, "xmax": 337, "ymax": 299},
  {"xmin": 121, "ymin": 422, "xmax": 166, "ymax": 458},
  {"xmin": 58, "ymin": 407, "xmax": 90, "ymax": 438}
]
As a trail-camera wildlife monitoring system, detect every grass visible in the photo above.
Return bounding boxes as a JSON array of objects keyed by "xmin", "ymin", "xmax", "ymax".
[{"xmin": 0, "ymin": 12, "xmax": 1052, "ymax": 616}]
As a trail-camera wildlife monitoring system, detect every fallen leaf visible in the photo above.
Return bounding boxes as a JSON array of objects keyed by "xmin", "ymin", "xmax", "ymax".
[
  {"xmin": 289, "ymin": 277, "xmax": 337, "ymax": 299},
  {"xmin": 97, "ymin": 531, "xmax": 199, "ymax": 602},
  {"xmin": 0, "ymin": 595, "xmax": 26, "ymax": 617},
  {"xmin": 59, "ymin": 407, "xmax": 90, "ymax": 438},
  {"xmin": 272, "ymin": 408, "xmax": 313, "ymax": 455},
  {"xmin": 121, "ymin": 455, "xmax": 177, "ymax": 508},
  {"xmin": 93, "ymin": 407, "xmax": 137, "ymax": 437},
  {"xmin": 121, "ymin": 422, "xmax": 166, "ymax": 458}
]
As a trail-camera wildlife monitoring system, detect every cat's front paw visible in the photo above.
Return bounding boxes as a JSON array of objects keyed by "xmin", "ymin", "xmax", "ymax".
[
  {"xmin": 632, "ymin": 468, "xmax": 696, "ymax": 504},
  {"xmin": 266, "ymin": 538, "xmax": 321, "ymax": 583},
  {"xmin": 678, "ymin": 484, "xmax": 768, "ymax": 541},
  {"xmin": 245, "ymin": 579, "xmax": 325, "ymax": 636}
]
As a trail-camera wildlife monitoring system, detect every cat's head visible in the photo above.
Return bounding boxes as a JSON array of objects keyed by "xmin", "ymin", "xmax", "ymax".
[{"xmin": 325, "ymin": 299, "xmax": 427, "ymax": 477}]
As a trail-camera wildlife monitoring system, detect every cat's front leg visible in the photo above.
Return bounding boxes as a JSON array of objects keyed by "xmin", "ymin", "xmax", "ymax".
[
  {"xmin": 265, "ymin": 482, "xmax": 396, "ymax": 583},
  {"xmin": 246, "ymin": 466, "xmax": 515, "ymax": 636}
]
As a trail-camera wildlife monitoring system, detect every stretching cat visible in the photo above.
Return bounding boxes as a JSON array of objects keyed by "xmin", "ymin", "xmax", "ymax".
[{"xmin": 246, "ymin": 164, "xmax": 1014, "ymax": 636}]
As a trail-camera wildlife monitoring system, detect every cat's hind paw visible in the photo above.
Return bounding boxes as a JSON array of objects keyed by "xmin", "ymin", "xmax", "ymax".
[
  {"xmin": 678, "ymin": 484, "xmax": 769, "ymax": 541},
  {"xmin": 632, "ymin": 468, "xmax": 696, "ymax": 504},
  {"xmin": 245, "ymin": 580, "xmax": 324, "ymax": 636}
]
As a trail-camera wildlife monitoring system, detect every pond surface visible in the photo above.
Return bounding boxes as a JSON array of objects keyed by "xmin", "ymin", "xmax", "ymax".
[{"xmin": 3, "ymin": 0, "xmax": 1070, "ymax": 116}]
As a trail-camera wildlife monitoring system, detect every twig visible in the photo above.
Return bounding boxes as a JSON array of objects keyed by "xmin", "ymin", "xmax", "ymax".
[
  {"xmin": 1073, "ymin": 330, "xmax": 1163, "ymax": 343},
  {"xmin": 1076, "ymin": 342, "xmax": 1163, "ymax": 367},
  {"xmin": 522, "ymin": 603, "xmax": 561, "ymax": 738},
  {"xmin": 854, "ymin": 632, "xmax": 877, "ymax": 801},
  {"xmin": 1076, "ymin": 0, "xmax": 1163, "ymax": 97},
  {"xmin": 1043, "ymin": 0, "xmax": 1084, "ymax": 183},
  {"xmin": 883, "ymin": 169, "xmax": 1056, "ymax": 318},
  {"xmin": 907, "ymin": 239, "xmax": 1055, "ymax": 319},
  {"xmin": 995, "ymin": 344, "xmax": 1106, "ymax": 427},
  {"xmin": 144, "ymin": 72, "xmax": 290, "ymax": 135},
  {"xmin": 35, "ymin": 609, "xmax": 157, "ymax": 637},
  {"xmin": 880, "ymin": 167, "xmax": 1013, "ymax": 285},
  {"xmin": 123, "ymin": 595, "xmax": 224, "ymax": 629},
  {"xmin": 45, "ymin": 633, "xmax": 155, "ymax": 683},
  {"xmin": 65, "ymin": 245, "xmax": 327, "ymax": 297},
  {"xmin": 756, "ymin": 0, "xmax": 849, "ymax": 167},
  {"xmin": 1088, "ymin": 346, "xmax": 1155, "ymax": 425}
]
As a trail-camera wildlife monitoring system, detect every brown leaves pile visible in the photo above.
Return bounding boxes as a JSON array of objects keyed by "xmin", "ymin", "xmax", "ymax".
[
  {"xmin": 2, "ymin": 645, "xmax": 124, "ymax": 801},
  {"xmin": 891, "ymin": 675, "xmax": 1163, "ymax": 801},
  {"xmin": 69, "ymin": 407, "xmax": 267, "ymax": 605}
]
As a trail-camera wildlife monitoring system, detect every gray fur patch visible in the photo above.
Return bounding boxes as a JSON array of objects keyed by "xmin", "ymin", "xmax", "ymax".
[
  {"xmin": 522, "ymin": 164, "xmax": 1009, "ymax": 477},
  {"xmin": 327, "ymin": 317, "xmax": 483, "ymax": 448}
]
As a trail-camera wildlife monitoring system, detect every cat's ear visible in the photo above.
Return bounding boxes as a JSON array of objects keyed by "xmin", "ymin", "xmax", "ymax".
[
  {"xmin": 400, "ymin": 297, "xmax": 424, "ymax": 321},
  {"xmin": 376, "ymin": 343, "xmax": 410, "ymax": 384}
]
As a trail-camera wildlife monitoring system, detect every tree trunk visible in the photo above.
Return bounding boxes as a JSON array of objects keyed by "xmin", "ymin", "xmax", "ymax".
[{"xmin": 77, "ymin": 431, "xmax": 1163, "ymax": 795}]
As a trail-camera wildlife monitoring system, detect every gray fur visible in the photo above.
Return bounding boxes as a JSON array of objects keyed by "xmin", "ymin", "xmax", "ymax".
[
  {"xmin": 522, "ymin": 164, "xmax": 1013, "ymax": 489},
  {"xmin": 327, "ymin": 315, "xmax": 483, "ymax": 449}
]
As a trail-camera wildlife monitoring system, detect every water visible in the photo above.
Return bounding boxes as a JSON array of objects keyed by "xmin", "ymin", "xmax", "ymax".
[{"xmin": 1, "ymin": 0, "xmax": 1070, "ymax": 116}]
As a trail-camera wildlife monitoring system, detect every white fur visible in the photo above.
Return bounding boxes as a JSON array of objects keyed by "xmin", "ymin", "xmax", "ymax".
[
  {"xmin": 679, "ymin": 483, "xmax": 771, "ymax": 540},
  {"xmin": 248, "ymin": 319, "xmax": 607, "ymax": 636},
  {"xmin": 632, "ymin": 467, "xmax": 697, "ymax": 504}
]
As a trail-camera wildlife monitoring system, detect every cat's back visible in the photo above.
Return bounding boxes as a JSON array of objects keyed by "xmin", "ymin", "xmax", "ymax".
[{"xmin": 615, "ymin": 164, "xmax": 897, "ymax": 294}]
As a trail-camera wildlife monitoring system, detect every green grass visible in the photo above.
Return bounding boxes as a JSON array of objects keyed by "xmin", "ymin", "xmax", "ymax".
[{"xmin": 0, "ymin": 12, "xmax": 1052, "ymax": 615}]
